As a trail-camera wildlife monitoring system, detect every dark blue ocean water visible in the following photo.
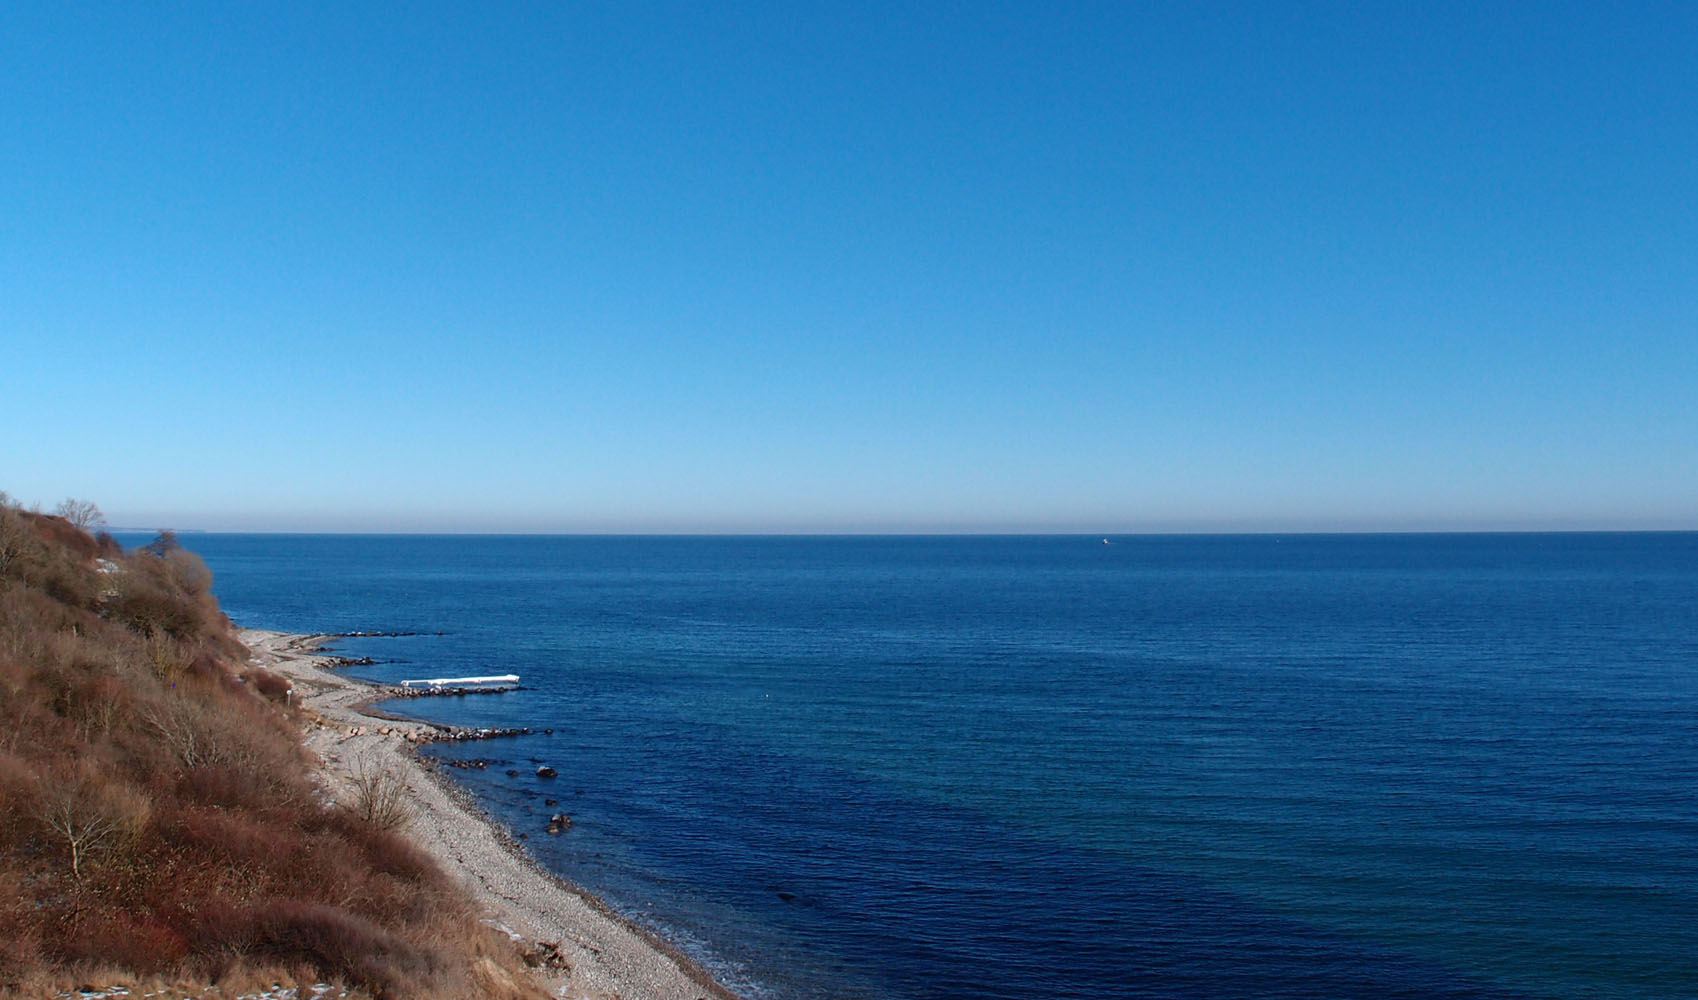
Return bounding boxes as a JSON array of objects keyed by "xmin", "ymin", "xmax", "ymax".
[{"xmin": 134, "ymin": 533, "xmax": 1698, "ymax": 999}]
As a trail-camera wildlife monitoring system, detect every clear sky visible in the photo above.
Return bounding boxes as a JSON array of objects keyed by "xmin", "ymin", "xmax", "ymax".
[{"xmin": 3, "ymin": 2, "xmax": 1694, "ymax": 532}]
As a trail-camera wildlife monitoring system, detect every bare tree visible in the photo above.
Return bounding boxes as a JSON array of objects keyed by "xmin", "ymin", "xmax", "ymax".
[
  {"xmin": 144, "ymin": 698, "xmax": 214, "ymax": 768},
  {"xmin": 38, "ymin": 776, "xmax": 151, "ymax": 880},
  {"xmin": 55, "ymin": 498, "xmax": 105, "ymax": 531},
  {"xmin": 0, "ymin": 506, "xmax": 28, "ymax": 575}
]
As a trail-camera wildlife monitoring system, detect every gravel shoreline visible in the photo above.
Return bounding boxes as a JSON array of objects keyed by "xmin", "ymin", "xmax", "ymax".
[{"xmin": 241, "ymin": 629, "xmax": 741, "ymax": 1000}]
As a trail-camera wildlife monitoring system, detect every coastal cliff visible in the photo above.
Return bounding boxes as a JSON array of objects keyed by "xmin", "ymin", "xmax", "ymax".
[{"xmin": 0, "ymin": 501, "xmax": 550, "ymax": 998}]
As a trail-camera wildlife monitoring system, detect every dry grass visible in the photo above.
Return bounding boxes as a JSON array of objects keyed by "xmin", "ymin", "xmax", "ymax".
[{"xmin": 0, "ymin": 500, "xmax": 547, "ymax": 998}]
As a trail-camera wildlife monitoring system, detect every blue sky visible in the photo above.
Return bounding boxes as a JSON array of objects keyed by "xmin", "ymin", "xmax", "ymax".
[{"xmin": 3, "ymin": 2, "xmax": 1694, "ymax": 532}]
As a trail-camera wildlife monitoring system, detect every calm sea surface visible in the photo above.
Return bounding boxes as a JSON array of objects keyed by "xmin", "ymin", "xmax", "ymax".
[{"xmin": 134, "ymin": 533, "xmax": 1698, "ymax": 999}]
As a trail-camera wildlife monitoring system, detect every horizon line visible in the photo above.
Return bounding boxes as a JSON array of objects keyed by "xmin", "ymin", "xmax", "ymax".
[{"xmin": 103, "ymin": 526, "xmax": 1698, "ymax": 538}]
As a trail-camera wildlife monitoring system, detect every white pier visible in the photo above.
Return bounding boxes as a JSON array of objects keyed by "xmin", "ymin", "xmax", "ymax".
[{"xmin": 398, "ymin": 674, "xmax": 520, "ymax": 692}]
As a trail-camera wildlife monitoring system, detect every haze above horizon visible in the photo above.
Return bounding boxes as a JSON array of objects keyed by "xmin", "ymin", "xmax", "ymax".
[{"xmin": 4, "ymin": 3, "xmax": 1694, "ymax": 533}]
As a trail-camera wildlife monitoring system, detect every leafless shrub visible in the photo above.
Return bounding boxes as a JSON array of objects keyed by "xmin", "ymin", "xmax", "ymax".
[
  {"xmin": 72, "ymin": 674, "xmax": 131, "ymax": 742},
  {"xmin": 347, "ymin": 756, "xmax": 412, "ymax": 832},
  {"xmin": 142, "ymin": 632, "xmax": 189, "ymax": 680},
  {"xmin": 143, "ymin": 698, "xmax": 215, "ymax": 770}
]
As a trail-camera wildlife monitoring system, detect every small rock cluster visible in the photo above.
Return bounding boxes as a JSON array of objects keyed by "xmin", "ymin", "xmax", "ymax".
[
  {"xmin": 382, "ymin": 684, "xmax": 519, "ymax": 699},
  {"xmin": 520, "ymin": 938, "xmax": 569, "ymax": 971},
  {"xmin": 404, "ymin": 725, "xmax": 540, "ymax": 744}
]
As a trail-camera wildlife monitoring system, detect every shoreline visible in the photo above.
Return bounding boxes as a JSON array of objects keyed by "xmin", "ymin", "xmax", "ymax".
[{"xmin": 241, "ymin": 628, "xmax": 742, "ymax": 1000}]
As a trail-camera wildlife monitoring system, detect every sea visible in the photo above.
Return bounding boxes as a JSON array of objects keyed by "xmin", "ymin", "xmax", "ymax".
[{"xmin": 122, "ymin": 532, "xmax": 1698, "ymax": 1000}]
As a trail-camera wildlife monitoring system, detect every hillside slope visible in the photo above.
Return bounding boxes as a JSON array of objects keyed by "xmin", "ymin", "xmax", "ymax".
[{"xmin": 0, "ymin": 501, "xmax": 546, "ymax": 999}]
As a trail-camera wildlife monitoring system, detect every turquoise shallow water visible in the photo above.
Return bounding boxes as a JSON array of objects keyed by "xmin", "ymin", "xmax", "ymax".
[{"xmin": 146, "ymin": 532, "xmax": 1698, "ymax": 999}]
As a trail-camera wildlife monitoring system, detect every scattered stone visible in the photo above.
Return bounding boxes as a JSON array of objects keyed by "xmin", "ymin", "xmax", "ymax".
[
  {"xmin": 536, "ymin": 765, "xmax": 557, "ymax": 778},
  {"xmin": 521, "ymin": 938, "xmax": 570, "ymax": 971},
  {"xmin": 506, "ymin": 768, "xmax": 520, "ymax": 777},
  {"xmin": 386, "ymin": 682, "xmax": 520, "ymax": 699},
  {"xmin": 409, "ymin": 725, "xmax": 534, "ymax": 745}
]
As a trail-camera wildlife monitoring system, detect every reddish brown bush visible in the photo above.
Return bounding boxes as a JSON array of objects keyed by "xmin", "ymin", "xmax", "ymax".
[
  {"xmin": 52, "ymin": 911, "xmax": 190, "ymax": 974},
  {"xmin": 168, "ymin": 804, "xmax": 300, "ymax": 872},
  {"xmin": 0, "ymin": 509, "xmax": 99, "ymax": 609},
  {"xmin": 188, "ymin": 649, "xmax": 236, "ymax": 683},
  {"xmin": 24, "ymin": 513, "xmax": 100, "ymax": 562},
  {"xmin": 162, "ymin": 547, "xmax": 213, "ymax": 595},
  {"xmin": 104, "ymin": 562, "xmax": 204, "ymax": 639},
  {"xmin": 245, "ymin": 666, "xmax": 294, "ymax": 704},
  {"xmin": 178, "ymin": 764, "xmax": 283, "ymax": 812},
  {"xmin": 235, "ymin": 900, "xmax": 434, "ymax": 999},
  {"xmin": 337, "ymin": 815, "xmax": 441, "ymax": 887},
  {"xmin": 94, "ymin": 531, "xmax": 122, "ymax": 558},
  {"xmin": 0, "ymin": 752, "xmax": 41, "ymax": 840},
  {"xmin": 0, "ymin": 872, "xmax": 42, "ymax": 985}
]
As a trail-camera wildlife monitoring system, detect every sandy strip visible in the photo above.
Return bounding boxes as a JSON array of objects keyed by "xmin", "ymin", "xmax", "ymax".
[{"xmin": 240, "ymin": 629, "xmax": 740, "ymax": 1000}]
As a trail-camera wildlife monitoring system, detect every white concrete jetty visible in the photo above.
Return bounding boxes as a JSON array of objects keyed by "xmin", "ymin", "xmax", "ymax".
[{"xmin": 397, "ymin": 674, "xmax": 520, "ymax": 694}]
